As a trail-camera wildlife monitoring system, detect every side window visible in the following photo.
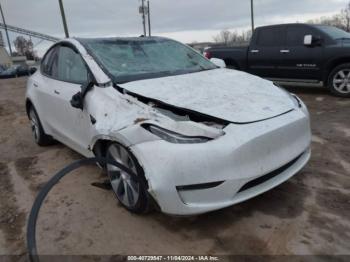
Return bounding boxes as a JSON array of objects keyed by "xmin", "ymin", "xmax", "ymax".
[
  {"xmin": 286, "ymin": 26, "xmax": 315, "ymax": 46},
  {"xmin": 41, "ymin": 47, "xmax": 59, "ymax": 77},
  {"xmin": 57, "ymin": 46, "xmax": 88, "ymax": 84},
  {"xmin": 257, "ymin": 27, "xmax": 285, "ymax": 46}
]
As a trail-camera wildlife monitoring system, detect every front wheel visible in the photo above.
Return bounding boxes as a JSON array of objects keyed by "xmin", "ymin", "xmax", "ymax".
[
  {"xmin": 106, "ymin": 143, "xmax": 152, "ymax": 214},
  {"xmin": 328, "ymin": 64, "xmax": 350, "ymax": 98}
]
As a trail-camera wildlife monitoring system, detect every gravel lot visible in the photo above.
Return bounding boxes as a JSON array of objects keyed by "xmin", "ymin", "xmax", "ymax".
[{"xmin": 0, "ymin": 77, "xmax": 349, "ymax": 257}]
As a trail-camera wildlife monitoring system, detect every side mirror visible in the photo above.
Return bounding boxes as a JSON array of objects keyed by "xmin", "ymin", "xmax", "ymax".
[
  {"xmin": 210, "ymin": 58, "xmax": 226, "ymax": 68},
  {"xmin": 304, "ymin": 35, "xmax": 313, "ymax": 46},
  {"xmin": 70, "ymin": 92, "xmax": 84, "ymax": 110},
  {"xmin": 70, "ymin": 81, "xmax": 95, "ymax": 110}
]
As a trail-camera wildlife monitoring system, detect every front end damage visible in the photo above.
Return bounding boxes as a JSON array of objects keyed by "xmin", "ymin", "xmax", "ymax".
[
  {"xmin": 130, "ymin": 108, "xmax": 311, "ymax": 215},
  {"xmin": 88, "ymin": 84, "xmax": 228, "ymax": 150},
  {"xmin": 85, "ymin": 83, "xmax": 310, "ymax": 215}
]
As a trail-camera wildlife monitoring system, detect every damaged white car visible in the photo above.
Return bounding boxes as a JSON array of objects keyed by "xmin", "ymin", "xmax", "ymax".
[{"xmin": 26, "ymin": 37, "xmax": 311, "ymax": 215}]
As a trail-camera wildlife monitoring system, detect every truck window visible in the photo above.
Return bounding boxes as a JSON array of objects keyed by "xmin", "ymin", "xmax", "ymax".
[
  {"xmin": 286, "ymin": 26, "xmax": 315, "ymax": 46},
  {"xmin": 256, "ymin": 27, "xmax": 285, "ymax": 46}
]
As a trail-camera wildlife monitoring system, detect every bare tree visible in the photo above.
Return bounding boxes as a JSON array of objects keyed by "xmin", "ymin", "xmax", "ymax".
[
  {"xmin": 213, "ymin": 30, "xmax": 232, "ymax": 46},
  {"xmin": 308, "ymin": 1, "xmax": 350, "ymax": 32},
  {"xmin": 13, "ymin": 36, "xmax": 27, "ymax": 56},
  {"xmin": 213, "ymin": 29, "xmax": 252, "ymax": 46},
  {"xmin": 341, "ymin": 2, "xmax": 350, "ymax": 31},
  {"xmin": 13, "ymin": 36, "xmax": 35, "ymax": 59}
]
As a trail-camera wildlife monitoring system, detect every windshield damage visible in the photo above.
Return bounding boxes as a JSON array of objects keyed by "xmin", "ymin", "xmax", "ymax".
[{"xmin": 78, "ymin": 37, "xmax": 217, "ymax": 83}]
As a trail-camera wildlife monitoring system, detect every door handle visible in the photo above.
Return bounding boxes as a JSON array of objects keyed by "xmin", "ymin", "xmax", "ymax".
[
  {"xmin": 54, "ymin": 90, "xmax": 60, "ymax": 95},
  {"xmin": 280, "ymin": 50, "xmax": 290, "ymax": 53},
  {"xmin": 33, "ymin": 83, "xmax": 38, "ymax": 88},
  {"xmin": 251, "ymin": 49, "xmax": 259, "ymax": 53}
]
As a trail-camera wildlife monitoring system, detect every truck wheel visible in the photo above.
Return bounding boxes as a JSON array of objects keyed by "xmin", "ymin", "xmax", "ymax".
[{"xmin": 328, "ymin": 64, "xmax": 350, "ymax": 98}]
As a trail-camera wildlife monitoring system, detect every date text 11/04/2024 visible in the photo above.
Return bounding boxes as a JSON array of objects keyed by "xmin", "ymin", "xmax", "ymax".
[{"xmin": 127, "ymin": 256, "xmax": 219, "ymax": 261}]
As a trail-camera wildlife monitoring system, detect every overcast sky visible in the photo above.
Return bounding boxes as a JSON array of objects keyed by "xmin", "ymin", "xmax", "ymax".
[{"xmin": 1, "ymin": 0, "xmax": 348, "ymax": 56}]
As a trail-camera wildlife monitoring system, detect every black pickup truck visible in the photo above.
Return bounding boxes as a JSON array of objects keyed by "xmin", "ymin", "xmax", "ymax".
[{"xmin": 205, "ymin": 23, "xmax": 350, "ymax": 97}]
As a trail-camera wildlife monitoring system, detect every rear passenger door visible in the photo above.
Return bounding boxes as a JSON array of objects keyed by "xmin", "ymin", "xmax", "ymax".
[
  {"xmin": 247, "ymin": 26, "xmax": 286, "ymax": 78},
  {"xmin": 35, "ymin": 46, "xmax": 60, "ymax": 135},
  {"xmin": 277, "ymin": 25, "xmax": 324, "ymax": 80}
]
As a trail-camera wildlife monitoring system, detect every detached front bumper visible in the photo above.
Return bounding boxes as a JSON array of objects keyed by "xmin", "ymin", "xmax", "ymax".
[{"xmin": 130, "ymin": 109, "xmax": 311, "ymax": 215}]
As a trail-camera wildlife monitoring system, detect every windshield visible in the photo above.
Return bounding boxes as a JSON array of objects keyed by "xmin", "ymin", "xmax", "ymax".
[
  {"xmin": 315, "ymin": 25, "xmax": 350, "ymax": 39},
  {"xmin": 81, "ymin": 38, "xmax": 217, "ymax": 83}
]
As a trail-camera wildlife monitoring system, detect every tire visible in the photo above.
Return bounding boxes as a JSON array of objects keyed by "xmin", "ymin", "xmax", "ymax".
[
  {"xmin": 328, "ymin": 63, "xmax": 350, "ymax": 98},
  {"xmin": 28, "ymin": 106, "xmax": 54, "ymax": 146},
  {"xmin": 106, "ymin": 143, "xmax": 152, "ymax": 214}
]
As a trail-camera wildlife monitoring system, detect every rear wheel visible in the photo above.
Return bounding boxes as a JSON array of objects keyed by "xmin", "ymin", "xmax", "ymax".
[
  {"xmin": 29, "ymin": 107, "xmax": 54, "ymax": 146},
  {"xmin": 106, "ymin": 143, "xmax": 151, "ymax": 213},
  {"xmin": 328, "ymin": 64, "xmax": 350, "ymax": 97}
]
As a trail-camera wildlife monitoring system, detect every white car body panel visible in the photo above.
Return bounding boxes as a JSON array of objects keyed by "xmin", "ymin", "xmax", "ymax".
[
  {"xmin": 25, "ymin": 38, "xmax": 312, "ymax": 215},
  {"xmin": 120, "ymin": 69, "xmax": 295, "ymax": 123}
]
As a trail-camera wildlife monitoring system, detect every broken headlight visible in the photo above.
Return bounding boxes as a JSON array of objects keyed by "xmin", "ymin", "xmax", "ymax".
[{"xmin": 143, "ymin": 124, "xmax": 212, "ymax": 144}]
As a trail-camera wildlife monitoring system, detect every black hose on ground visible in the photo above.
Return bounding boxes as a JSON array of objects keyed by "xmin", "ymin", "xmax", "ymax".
[{"xmin": 26, "ymin": 157, "xmax": 139, "ymax": 262}]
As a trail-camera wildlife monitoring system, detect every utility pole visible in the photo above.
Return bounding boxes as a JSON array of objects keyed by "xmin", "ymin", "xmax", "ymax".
[
  {"xmin": 58, "ymin": 0, "xmax": 69, "ymax": 38},
  {"xmin": 250, "ymin": 0, "xmax": 255, "ymax": 32},
  {"xmin": 0, "ymin": 2, "xmax": 12, "ymax": 56},
  {"xmin": 147, "ymin": 0, "xmax": 151, "ymax": 36},
  {"xmin": 141, "ymin": 0, "xmax": 146, "ymax": 36}
]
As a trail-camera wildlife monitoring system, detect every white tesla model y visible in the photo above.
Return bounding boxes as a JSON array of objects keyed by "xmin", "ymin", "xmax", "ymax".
[{"xmin": 26, "ymin": 37, "xmax": 311, "ymax": 215}]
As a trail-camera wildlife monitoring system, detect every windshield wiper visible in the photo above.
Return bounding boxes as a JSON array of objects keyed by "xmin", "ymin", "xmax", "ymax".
[{"xmin": 335, "ymin": 37, "xmax": 350, "ymax": 40}]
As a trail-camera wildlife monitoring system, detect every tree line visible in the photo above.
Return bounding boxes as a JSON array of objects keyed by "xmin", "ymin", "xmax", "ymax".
[{"xmin": 213, "ymin": 1, "xmax": 350, "ymax": 46}]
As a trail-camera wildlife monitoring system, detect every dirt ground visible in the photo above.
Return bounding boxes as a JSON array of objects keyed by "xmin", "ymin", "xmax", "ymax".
[{"xmin": 0, "ymin": 77, "xmax": 349, "ymax": 257}]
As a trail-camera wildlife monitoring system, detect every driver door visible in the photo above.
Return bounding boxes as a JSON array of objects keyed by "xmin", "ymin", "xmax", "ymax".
[
  {"xmin": 50, "ymin": 45, "xmax": 93, "ymax": 154},
  {"xmin": 277, "ymin": 25, "xmax": 324, "ymax": 80}
]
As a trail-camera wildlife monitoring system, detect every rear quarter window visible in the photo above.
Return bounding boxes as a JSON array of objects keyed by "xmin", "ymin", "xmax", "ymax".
[
  {"xmin": 256, "ymin": 27, "xmax": 285, "ymax": 46},
  {"xmin": 41, "ymin": 47, "xmax": 59, "ymax": 77}
]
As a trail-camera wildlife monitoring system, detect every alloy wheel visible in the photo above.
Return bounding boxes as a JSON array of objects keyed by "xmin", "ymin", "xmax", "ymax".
[
  {"xmin": 107, "ymin": 144, "xmax": 140, "ymax": 208},
  {"xmin": 333, "ymin": 69, "xmax": 350, "ymax": 94},
  {"xmin": 29, "ymin": 109, "xmax": 39, "ymax": 142}
]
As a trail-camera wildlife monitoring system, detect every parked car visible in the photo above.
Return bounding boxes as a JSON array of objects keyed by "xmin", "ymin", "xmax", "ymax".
[
  {"xmin": 0, "ymin": 65, "xmax": 6, "ymax": 73},
  {"xmin": 205, "ymin": 23, "xmax": 350, "ymax": 97},
  {"xmin": 0, "ymin": 65, "xmax": 37, "ymax": 79},
  {"xmin": 26, "ymin": 37, "xmax": 311, "ymax": 215}
]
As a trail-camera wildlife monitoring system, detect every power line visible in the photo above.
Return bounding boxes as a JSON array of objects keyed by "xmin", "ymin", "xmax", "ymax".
[
  {"xmin": 58, "ymin": 0, "xmax": 69, "ymax": 38},
  {"xmin": 251, "ymin": 0, "xmax": 255, "ymax": 32},
  {"xmin": 147, "ymin": 0, "xmax": 151, "ymax": 36},
  {"xmin": 0, "ymin": 2, "xmax": 12, "ymax": 56},
  {"xmin": 141, "ymin": 0, "xmax": 146, "ymax": 36}
]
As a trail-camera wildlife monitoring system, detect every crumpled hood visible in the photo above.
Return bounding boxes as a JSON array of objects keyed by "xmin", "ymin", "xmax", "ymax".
[{"xmin": 119, "ymin": 69, "xmax": 295, "ymax": 123}]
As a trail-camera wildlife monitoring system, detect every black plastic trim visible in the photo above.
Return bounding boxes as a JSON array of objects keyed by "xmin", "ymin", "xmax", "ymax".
[
  {"xmin": 142, "ymin": 123, "xmax": 213, "ymax": 141},
  {"xmin": 176, "ymin": 181, "xmax": 225, "ymax": 191},
  {"xmin": 237, "ymin": 153, "xmax": 304, "ymax": 193}
]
